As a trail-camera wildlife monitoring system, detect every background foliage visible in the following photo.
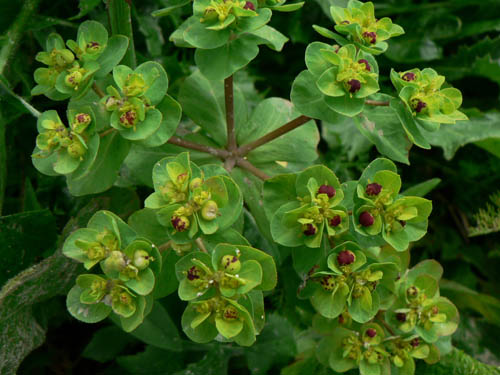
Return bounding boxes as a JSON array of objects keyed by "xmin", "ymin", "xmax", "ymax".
[{"xmin": 0, "ymin": 0, "xmax": 500, "ymax": 373}]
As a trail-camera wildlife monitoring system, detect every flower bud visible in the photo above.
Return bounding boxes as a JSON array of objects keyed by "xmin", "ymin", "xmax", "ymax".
[
  {"xmin": 243, "ymin": 1, "xmax": 255, "ymax": 10},
  {"xmin": 407, "ymin": 286, "xmax": 419, "ymax": 298},
  {"xmin": 133, "ymin": 250, "xmax": 151, "ymax": 270},
  {"xmin": 171, "ymin": 215, "xmax": 189, "ymax": 232},
  {"xmin": 359, "ymin": 211, "xmax": 374, "ymax": 227},
  {"xmin": 72, "ymin": 113, "xmax": 92, "ymax": 133},
  {"xmin": 337, "ymin": 250, "xmax": 355, "ymax": 266},
  {"xmin": 105, "ymin": 96, "xmax": 120, "ymax": 111},
  {"xmin": 358, "ymin": 59, "xmax": 371, "ymax": 72},
  {"xmin": 121, "ymin": 264, "xmax": 139, "ymax": 279},
  {"xmin": 320, "ymin": 275, "xmax": 335, "ymax": 291},
  {"xmin": 366, "ymin": 328, "xmax": 377, "ymax": 338},
  {"xmin": 86, "ymin": 41, "xmax": 102, "ymax": 54},
  {"xmin": 123, "ymin": 73, "xmax": 146, "ymax": 97},
  {"xmin": 402, "ymin": 72, "xmax": 416, "ymax": 82},
  {"xmin": 223, "ymin": 305, "xmax": 239, "ymax": 320},
  {"xmin": 65, "ymin": 71, "xmax": 83, "ymax": 89},
  {"xmin": 362, "ymin": 31, "xmax": 377, "ymax": 44},
  {"xmin": 221, "ymin": 254, "xmax": 241, "ymax": 274},
  {"xmin": 67, "ymin": 140, "xmax": 86, "ymax": 159},
  {"xmin": 103, "ymin": 251, "xmax": 126, "ymax": 272},
  {"xmin": 189, "ymin": 177, "xmax": 203, "ymax": 191},
  {"xmin": 201, "ymin": 200, "xmax": 218, "ymax": 221},
  {"xmin": 317, "ymin": 184, "xmax": 336, "ymax": 198},
  {"xmin": 303, "ymin": 223, "xmax": 317, "ymax": 236},
  {"xmin": 119, "ymin": 110, "xmax": 138, "ymax": 128},
  {"xmin": 329, "ymin": 215, "xmax": 342, "ymax": 227},
  {"xmin": 365, "ymin": 183, "xmax": 382, "ymax": 196}
]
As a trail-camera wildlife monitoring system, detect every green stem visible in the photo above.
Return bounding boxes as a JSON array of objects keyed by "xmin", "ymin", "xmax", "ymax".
[
  {"xmin": 225, "ymin": 76, "xmax": 237, "ymax": 152},
  {"xmin": 0, "ymin": 114, "xmax": 6, "ymax": 215},
  {"xmin": 107, "ymin": 0, "xmax": 136, "ymax": 68},
  {"xmin": 0, "ymin": 0, "xmax": 40, "ymax": 75}
]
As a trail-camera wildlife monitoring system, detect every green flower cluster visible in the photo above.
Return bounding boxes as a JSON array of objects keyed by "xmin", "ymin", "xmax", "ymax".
[
  {"xmin": 391, "ymin": 68, "xmax": 468, "ymax": 126},
  {"xmin": 32, "ymin": 21, "xmax": 128, "ymax": 101},
  {"xmin": 63, "ymin": 211, "xmax": 162, "ymax": 331},
  {"xmin": 312, "ymin": 260, "xmax": 457, "ymax": 375},
  {"xmin": 100, "ymin": 61, "xmax": 168, "ymax": 141},
  {"xmin": 32, "ymin": 108, "xmax": 98, "ymax": 175},
  {"xmin": 263, "ymin": 165, "xmax": 349, "ymax": 248},
  {"xmin": 177, "ymin": 243, "xmax": 277, "ymax": 346},
  {"xmin": 354, "ymin": 158, "xmax": 432, "ymax": 251},
  {"xmin": 309, "ymin": 242, "xmax": 398, "ymax": 323},
  {"xmin": 145, "ymin": 152, "xmax": 243, "ymax": 242},
  {"xmin": 328, "ymin": 0, "xmax": 404, "ymax": 55}
]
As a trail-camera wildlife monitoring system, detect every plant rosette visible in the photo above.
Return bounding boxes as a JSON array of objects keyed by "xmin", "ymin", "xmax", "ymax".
[
  {"xmin": 310, "ymin": 242, "xmax": 398, "ymax": 323},
  {"xmin": 327, "ymin": 0, "xmax": 404, "ymax": 55},
  {"xmin": 386, "ymin": 261, "xmax": 459, "ymax": 343},
  {"xmin": 152, "ymin": 154, "xmax": 243, "ymax": 243},
  {"xmin": 98, "ymin": 61, "xmax": 168, "ymax": 141},
  {"xmin": 394, "ymin": 69, "xmax": 467, "ymax": 128},
  {"xmin": 264, "ymin": 165, "xmax": 348, "ymax": 248},
  {"xmin": 317, "ymin": 324, "xmax": 392, "ymax": 375},
  {"xmin": 353, "ymin": 158, "xmax": 433, "ymax": 251},
  {"xmin": 181, "ymin": 295, "xmax": 257, "ymax": 346},
  {"xmin": 32, "ymin": 107, "xmax": 100, "ymax": 176},
  {"xmin": 175, "ymin": 243, "xmax": 277, "ymax": 301}
]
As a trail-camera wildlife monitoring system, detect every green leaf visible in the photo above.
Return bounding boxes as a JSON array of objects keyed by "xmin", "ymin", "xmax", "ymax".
[
  {"xmin": 95, "ymin": 35, "xmax": 129, "ymax": 78},
  {"xmin": 152, "ymin": 0, "xmax": 191, "ymax": 17},
  {"xmin": 117, "ymin": 345, "xmax": 183, "ymax": 374},
  {"xmin": 390, "ymin": 98, "xmax": 431, "ymax": 149},
  {"xmin": 66, "ymin": 284, "xmax": 111, "ymax": 323},
  {"xmin": 178, "ymin": 70, "xmax": 247, "ymax": 146},
  {"xmin": 138, "ymin": 94, "xmax": 181, "ymax": 148},
  {"xmin": 263, "ymin": 173, "xmax": 298, "ymax": 220},
  {"xmin": 108, "ymin": 0, "xmax": 136, "ymax": 67},
  {"xmin": 291, "ymin": 70, "xmax": 342, "ymax": 123},
  {"xmin": 402, "ymin": 178, "xmax": 441, "ymax": 197},
  {"xmin": 325, "ymin": 94, "xmax": 365, "ymax": 117},
  {"xmin": 128, "ymin": 302, "xmax": 182, "ymax": 351},
  {"xmin": 183, "ymin": 16, "xmax": 231, "ymax": 49},
  {"xmin": 247, "ymin": 25, "xmax": 288, "ymax": 51},
  {"xmin": 354, "ymin": 98, "xmax": 412, "ymax": 164},
  {"xmin": 195, "ymin": 35, "xmax": 260, "ymax": 80},
  {"xmin": 237, "ymin": 97, "xmax": 319, "ymax": 167},
  {"xmin": 420, "ymin": 111, "xmax": 500, "ymax": 160},
  {"xmin": 67, "ymin": 130, "xmax": 131, "ymax": 196},
  {"xmin": 82, "ymin": 325, "xmax": 135, "ymax": 363},
  {"xmin": 181, "ymin": 303, "xmax": 218, "ymax": 343}
]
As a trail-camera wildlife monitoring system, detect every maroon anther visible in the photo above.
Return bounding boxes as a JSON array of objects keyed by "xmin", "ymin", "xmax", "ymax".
[
  {"xmin": 363, "ymin": 31, "xmax": 377, "ymax": 44},
  {"xmin": 365, "ymin": 183, "xmax": 382, "ymax": 196},
  {"xmin": 330, "ymin": 215, "xmax": 342, "ymax": 227},
  {"xmin": 402, "ymin": 72, "xmax": 416, "ymax": 81},
  {"xmin": 366, "ymin": 328, "xmax": 377, "ymax": 338},
  {"xmin": 243, "ymin": 1, "xmax": 255, "ymax": 10},
  {"xmin": 358, "ymin": 59, "xmax": 371, "ymax": 72},
  {"xmin": 359, "ymin": 211, "xmax": 374, "ymax": 227},
  {"xmin": 303, "ymin": 224, "xmax": 316, "ymax": 236},
  {"xmin": 318, "ymin": 184, "xmax": 336, "ymax": 198},
  {"xmin": 348, "ymin": 79, "xmax": 361, "ymax": 93},
  {"xmin": 337, "ymin": 250, "xmax": 355, "ymax": 266}
]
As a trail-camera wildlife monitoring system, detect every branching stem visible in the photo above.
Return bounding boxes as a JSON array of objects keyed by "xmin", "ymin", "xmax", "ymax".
[
  {"xmin": 92, "ymin": 83, "xmax": 105, "ymax": 98},
  {"xmin": 236, "ymin": 158, "xmax": 270, "ymax": 181},
  {"xmin": 237, "ymin": 115, "xmax": 312, "ymax": 156},
  {"xmin": 224, "ymin": 76, "xmax": 237, "ymax": 152},
  {"xmin": 167, "ymin": 136, "xmax": 230, "ymax": 159},
  {"xmin": 365, "ymin": 99, "xmax": 390, "ymax": 107}
]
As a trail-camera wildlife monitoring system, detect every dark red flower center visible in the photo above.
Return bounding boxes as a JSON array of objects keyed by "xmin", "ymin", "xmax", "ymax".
[
  {"xmin": 365, "ymin": 182, "xmax": 382, "ymax": 196},
  {"xmin": 243, "ymin": 1, "xmax": 255, "ymax": 10},
  {"xmin": 363, "ymin": 31, "xmax": 377, "ymax": 44},
  {"xmin": 187, "ymin": 266, "xmax": 200, "ymax": 281},
  {"xmin": 402, "ymin": 72, "xmax": 416, "ymax": 81},
  {"xmin": 120, "ymin": 110, "xmax": 137, "ymax": 126},
  {"xmin": 330, "ymin": 215, "xmax": 342, "ymax": 227},
  {"xmin": 359, "ymin": 211, "xmax": 374, "ymax": 227},
  {"xmin": 318, "ymin": 184, "xmax": 336, "ymax": 198},
  {"xmin": 303, "ymin": 224, "xmax": 316, "ymax": 236},
  {"xmin": 414, "ymin": 100, "xmax": 427, "ymax": 113},
  {"xmin": 411, "ymin": 338, "xmax": 420, "ymax": 347},
  {"xmin": 348, "ymin": 79, "xmax": 361, "ymax": 93},
  {"xmin": 396, "ymin": 312, "xmax": 407, "ymax": 322},
  {"xmin": 358, "ymin": 59, "xmax": 371, "ymax": 71},
  {"xmin": 171, "ymin": 216, "xmax": 186, "ymax": 231},
  {"xmin": 366, "ymin": 328, "xmax": 377, "ymax": 338},
  {"xmin": 337, "ymin": 250, "xmax": 355, "ymax": 266}
]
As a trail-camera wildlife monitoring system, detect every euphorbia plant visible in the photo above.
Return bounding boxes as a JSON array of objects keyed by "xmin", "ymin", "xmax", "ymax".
[{"xmin": 25, "ymin": 0, "xmax": 469, "ymax": 373}]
